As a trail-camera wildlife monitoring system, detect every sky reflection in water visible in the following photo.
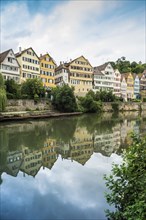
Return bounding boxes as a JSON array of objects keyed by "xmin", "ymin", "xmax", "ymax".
[
  {"xmin": 0, "ymin": 112, "xmax": 145, "ymax": 220},
  {"xmin": 1, "ymin": 153, "xmax": 121, "ymax": 220}
]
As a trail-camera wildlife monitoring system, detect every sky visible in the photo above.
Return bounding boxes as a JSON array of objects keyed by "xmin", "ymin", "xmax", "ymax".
[{"xmin": 0, "ymin": 0, "xmax": 146, "ymax": 66}]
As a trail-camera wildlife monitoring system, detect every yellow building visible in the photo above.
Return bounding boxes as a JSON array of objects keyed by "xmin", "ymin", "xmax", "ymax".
[
  {"xmin": 40, "ymin": 53, "xmax": 56, "ymax": 90},
  {"xmin": 140, "ymin": 70, "xmax": 146, "ymax": 101},
  {"xmin": 124, "ymin": 72, "xmax": 134, "ymax": 100},
  {"xmin": 55, "ymin": 56, "xmax": 93, "ymax": 96},
  {"xmin": 42, "ymin": 139, "xmax": 58, "ymax": 169},
  {"xmin": 68, "ymin": 56, "xmax": 93, "ymax": 96},
  {"xmin": 15, "ymin": 47, "xmax": 40, "ymax": 83},
  {"xmin": 20, "ymin": 147, "xmax": 42, "ymax": 177}
]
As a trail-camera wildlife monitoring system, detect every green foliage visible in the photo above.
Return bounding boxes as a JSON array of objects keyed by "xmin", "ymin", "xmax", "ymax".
[
  {"xmin": 104, "ymin": 135, "xmax": 146, "ymax": 220},
  {"xmin": 51, "ymin": 84, "xmax": 77, "ymax": 112},
  {"xmin": 5, "ymin": 79, "xmax": 21, "ymax": 99},
  {"xmin": 0, "ymin": 74, "xmax": 7, "ymax": 112},
  {"xmin": 21, "ymin": 78, "xmax": 45, "ymax": 99},
  {"xmin": 110, "ymin": 57, "xmax": 146, "ymax": 74},
  {"xmin": 111, "ymin": 102, "xmax": 119, "ymax": 112},
  {"xmin": 97, "ymin": 90, "xmax": 116, "ymax": 102},
  {"xmin": 78, "ymin": 95, "xmax": 102, "ymax": 113}
]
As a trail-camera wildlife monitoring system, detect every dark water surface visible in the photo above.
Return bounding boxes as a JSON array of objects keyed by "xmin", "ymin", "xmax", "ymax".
[{"xmin": 0, "ymin": 112, "xmax": 146, "ymax": 220}]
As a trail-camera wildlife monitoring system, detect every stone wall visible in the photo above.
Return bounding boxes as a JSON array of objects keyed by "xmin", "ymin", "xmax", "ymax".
[
  {"xmin": 6, "ymin": 99, "xmax": 53, "ymax": 112},
  {"xmin": 103, "ymin": 102, "xmax": 142, "ymax": 112},
  {"xmin": 5, "ymin": 99, "xmax": 146, "ymax": 113}
]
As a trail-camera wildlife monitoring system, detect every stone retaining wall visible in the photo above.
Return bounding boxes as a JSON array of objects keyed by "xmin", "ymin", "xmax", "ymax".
[
  {"xmin": 103, "ymin": 102, "xmax": 144, "ymax": 112},
  {"xmin": 6, "ymin": 99, "xmax": 53, "ymax": 112},
  {"xmin": 4, "ymin": 99, "xmax": 146, "ymax": 113}
]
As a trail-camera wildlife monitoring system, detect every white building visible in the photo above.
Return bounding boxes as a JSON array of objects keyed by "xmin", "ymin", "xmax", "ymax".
[
  {"xmin": 15, "ymin": 47, "xmax": 40, "ymax": 83},
  {"xmin": 93, "ymin": 63, "xmax": 115, "ymax": 92},
  {"xmin": 55, "ymin": 63, "xmax": 69, "ymax": 86},
  {"xmin": 0, "ymin": 49, "xmax": 20, "ymax": 82},
  {"xmin": 133, "ymin": 74, "xmax": 140, "ymax": 99},
  {"xmin": 121, "ymin": 75, "xmax": 127, "ymax": 101},
  {"xmin": 114, "ymin": 69, "xmax": 121, "ymax": 97}
]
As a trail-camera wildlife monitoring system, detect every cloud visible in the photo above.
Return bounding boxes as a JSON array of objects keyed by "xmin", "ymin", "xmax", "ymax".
[
  {"xmin": 1, "ymin": 1, "xmax": 145, "ymax": 66},
  {"xmin": 1, "ymin": 153, "xmax": 119, "ymax": 219}
]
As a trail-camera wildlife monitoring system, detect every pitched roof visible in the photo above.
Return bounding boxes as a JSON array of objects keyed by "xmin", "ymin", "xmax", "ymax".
[
  {"xmin": 120, "ymin": 74, "xmax": 126, "ymax": 82},
  {"xmin": 15, "ymin": 47, "xmax": 39, "ymax": 59},
  {"xmin": 55, "ymin": 63, "xmax": 68, "ymax": 71},
  {"xmin": 122, "ymin": 72, "xmax": 132, "ymax": 81},
  {"xmin": 0, "ymin": 49, "xmax": 11, "ymax": 63},
  {"xmin": 95, "ymin": 63, "xmax": 108, "ymax": 71},
  {"xmin": 142, "ymin": 69, "xmax": 146, "ymax": 75},
  {"xmin": 68, "ymin": 55, "xmax": 93, "ymax": 68},
  {"xmin": 93, "ymin": 62, "xmax": 111, "ymax": 75},
  {"xmin": 93, "ymin": 66, "xmax": 104, "ymax": 75},
  {"xmin": 40, "ymin": 53, "xmax": 57, "ymax": 66}
]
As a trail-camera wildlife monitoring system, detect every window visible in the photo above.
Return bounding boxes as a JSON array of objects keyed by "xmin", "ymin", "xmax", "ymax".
[{"xmin": 8, "ymin": 57, "xmax": 13, "ymax": 63}]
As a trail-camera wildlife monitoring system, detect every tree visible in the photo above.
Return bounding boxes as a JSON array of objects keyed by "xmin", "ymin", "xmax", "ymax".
[
  {"xmin": 0, "ymin": 74, "xmax": 7, "ymax": 111},
  {"xmin": 104, "ymin": 135, "xmax": 146, "ymax": 220},
  {"xmin": 5, "ymin": 79, "xmax": 20, "ymax": 99},
  {"xmin": 21, "ymin": 78, "xmax": 45, "ymax": 99},
  {"xmin": 51, "ymin": 85, "xmax": 77, "ymax": 112}
]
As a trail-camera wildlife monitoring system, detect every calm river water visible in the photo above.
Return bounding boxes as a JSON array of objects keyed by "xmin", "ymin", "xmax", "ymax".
[{"xmin": 0, "ymin": 112, "xmax": 146, "ymax": 220}]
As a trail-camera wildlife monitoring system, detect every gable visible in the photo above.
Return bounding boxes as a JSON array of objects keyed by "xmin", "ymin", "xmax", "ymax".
[
  {"xmin": 2, "ymin": 49, "xmax": 20, "ymax": 67},
  {"xmin": 71, "ymin": 56, "xmax": 92, "ymax": 68},
  {"xmin": 41, "ymin": 54, "xmax": 56, "ymax": 66}
]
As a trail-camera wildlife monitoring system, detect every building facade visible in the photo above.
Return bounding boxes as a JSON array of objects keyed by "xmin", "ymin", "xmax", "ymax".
[
  {"xmin": 133, "ymin": 74, "xmax": 140, "ymax": 99},
  {"xmin": 124, "ymin": 73, "xmax": 134, "ymax": 100},
  {"xmin": 93, "ymin": 63, "xmax": 115, "ymax": 93},
  {"xmin": 15, "ymin": 47, "xmax": 40, "ymax": 83},
  {"xmin": 55, "ymin": 56, "xmax": 93, "ymax": 96},
  {"xmin": 55, "ymin": 63, "xmax": 69, "ymax": 86},
  {"xmin": 0, "ymin": 49, "xmax": 20, "ymax": 82},
  {"xmin": 40, "ymin": 53, "xmax": 56, "ymax": 90},
  {"xmin": 114, "ymin": 69, "xmax": 121, "ymax": 97},
  {"xmin": 121, "ymin": 75, "xmax": 127, "ymax": 101},
  {"xmin": 140, "ymin": 70, "xmax": 146, "ymax": 101}
]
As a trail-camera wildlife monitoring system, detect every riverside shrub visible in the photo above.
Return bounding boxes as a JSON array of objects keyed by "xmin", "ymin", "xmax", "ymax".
[
  {"xmin": 0, "ymin": 74, "xmax": 7, "ymax": 112},
  {"xmin": 104, "ymin": 135, "xmax": 146, "ymax": 220}
]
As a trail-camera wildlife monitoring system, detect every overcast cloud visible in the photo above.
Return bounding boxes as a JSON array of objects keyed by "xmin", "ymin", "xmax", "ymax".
[{"xmin": 1, "ymin": 0, "xmax": 145, "ymax": 65}]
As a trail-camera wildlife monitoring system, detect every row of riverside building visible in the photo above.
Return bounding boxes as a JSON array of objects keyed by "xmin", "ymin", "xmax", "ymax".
[{"xmin": 0, "ymin": 47, "xmax": 146, "ymax": 101}]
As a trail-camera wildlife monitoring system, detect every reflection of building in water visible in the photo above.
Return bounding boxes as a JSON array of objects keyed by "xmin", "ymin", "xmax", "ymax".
[
  {"xmin": 42, "ymin": 139, "xmax": 58, "ymax": 169},
  {"xmin": 70, "ymin": 142, "xmax": 93, "ymax": 165},
  {"xmin": 120, "ymin": 119, "xmax": 141, "ymax": 147},
  {"xmin": 94, "ymin": 124, "xmax": 121, "ymax": 156},
  {"xmin": 70, "ymin": 126, "xmax": 93, "ymax": 165},
  {"xmin": 6, "ymin": 151, "xmax": 23, "ymax": 177},
  {"xmin": 20, "ymin": 147, "xmax": 42, "ymax": 177},
  {"xmin": 56, "ymin": 143, "xmax": 70, "ymax": 160}
]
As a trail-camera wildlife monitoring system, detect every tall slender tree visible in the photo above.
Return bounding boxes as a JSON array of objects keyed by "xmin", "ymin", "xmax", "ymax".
[{"xmin": 0, "ymin": 74, "xmax": 7, "ymax": 111}]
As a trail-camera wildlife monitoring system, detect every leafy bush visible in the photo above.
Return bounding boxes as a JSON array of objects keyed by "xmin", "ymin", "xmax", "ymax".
[
  {"xmin": 6, "ymin": 92, "xmax": 15, "ymax": 99},
  {"xmin": 78, "ymin": 95, "xmax": 102, "ymax": 113},
  {"xmin": 143, "ymin": 98, "xmax": 146, "ymax": 102},
  {"xmin": 51, "ymin": 85, "xmax": 77, "ymax": 112},
  {"xmin": 21, "ymin": 78, "xmax": 45, "ymax": 99},
  {"xmin": 5, "ymin": 79, "xmax": 21, "ymax": 99},
  {"xmin": 111, "ymin": 102, "xmax": 119, "ymax": 112},
  {"xmin": 104, "ymin": 135, "xmax": 146, "ymax": 220},
  {"xmin": 0, "ymin": 74, "xmax": 7, "ymax": 112}
]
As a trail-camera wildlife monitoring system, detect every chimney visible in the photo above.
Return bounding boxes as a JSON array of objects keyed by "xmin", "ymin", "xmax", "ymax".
[
  {"xmin": 60, "ymin": 61, "xmax": 62, "ymax": 65},
  {"xmin": 40, "ymin": 54, "xmax": 42, "ymax": 57},
  {"xmin": 19, "ymin": 47, "xmax": 21, "ymax": 53}
]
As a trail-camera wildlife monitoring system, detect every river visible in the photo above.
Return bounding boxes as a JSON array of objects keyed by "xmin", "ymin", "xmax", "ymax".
[{"xmin": 0, "ymin": 112, "xmax": 146, "ymax": 220}]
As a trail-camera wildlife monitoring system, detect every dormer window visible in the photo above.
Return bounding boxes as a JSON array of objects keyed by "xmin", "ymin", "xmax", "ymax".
[{"xmin": 8, "ymin": 57, "xmax": 13, "ymax": 63}]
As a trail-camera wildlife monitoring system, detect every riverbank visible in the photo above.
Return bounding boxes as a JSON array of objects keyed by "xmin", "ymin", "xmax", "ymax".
[
  {"xmin": 0, "ymin": 99, "xmax": 146, "ymax": 122},
  {"xmin": 0, "ymin": 110, "xmax": 83, "ymax": 122}
]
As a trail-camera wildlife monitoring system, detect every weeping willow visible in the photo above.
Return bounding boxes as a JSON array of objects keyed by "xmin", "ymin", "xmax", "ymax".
[
  {"xmin": 0, "ymin": 74, "xmax": 7, "ymax": 112},
  {"xmin": 0, "ymin": 89, "xmax": 7, "ymax": 112}
]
